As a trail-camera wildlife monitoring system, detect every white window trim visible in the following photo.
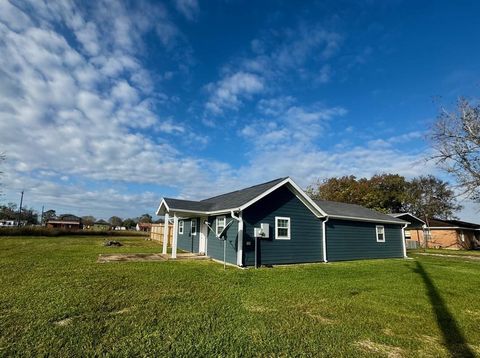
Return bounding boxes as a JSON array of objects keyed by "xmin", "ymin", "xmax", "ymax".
[
  {"xmin": 376, "ymin": 225, "xmax": 385, "ymax": 242},
  {"xmin": 275, "ymin": 216, "xmax": 291, "ymax": 240},
  {"xmin": 191, "ymin": 220, "xmax": 197, "ymax": 235},
  {"xmin": 216, "ymin": 216, "xmax": 226, "ymax": 236},
  {"xmin": 179, "ymin": 220, "xmax": 184, "ymax": 235}
]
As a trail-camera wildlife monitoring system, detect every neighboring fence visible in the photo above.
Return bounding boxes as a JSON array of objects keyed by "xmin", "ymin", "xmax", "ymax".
[
  {"xmin": 150, "ymin": 223, "xmax": 173, "ymax": 246},
  {"xmin": 405, "ymin": 239, "xmax": 420, "ymax": 249}
]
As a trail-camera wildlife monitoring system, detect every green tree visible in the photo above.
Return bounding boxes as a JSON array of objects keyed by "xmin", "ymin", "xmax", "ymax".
[
  {"xmin": 19, "ymin": 207, "xmax": 38, "ymax": 225},
  {"xmin": 81, "ymin": 216, "xmax": 96, "ymax": 227},
  {"xmin": 0, "ymin": 203, "xmax": 17, "ymax": 220},
  {"xmin": 122, "ymin": 218, "xmax": 137, "ymax": 229},
  {"xmin": 307, "ymin": 173, "xmax": 461, "ymax": 218},
  {"xmin": 109, "ymin": 216, "xmax": 123, "ymax": 227},
  {"xmin": 43, "ymin": 209, "xmax": 56, "ymax": 224},
  {"xmin": 307, "ymin": 174, "xmax": 408, "ymax": 213},
  {"xmin": 404, "ymin": 175, "xmax": 462, "ymax": 221},
  {"xmin": 138, "ymin": 213, "xmax": 152, "ymax": 223},
  {"xmin": 306, "ymin": 176, "xmax": 364, "ymax": 204}
]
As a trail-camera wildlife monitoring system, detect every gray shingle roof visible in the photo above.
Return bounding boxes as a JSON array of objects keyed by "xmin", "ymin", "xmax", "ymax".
[
  {"xmin": 314, "ymin": 200, "xmax": 407, "ymax": 224},
  {"xmin": 164, "ymin": 177, "xmax": 287, "ymax": 212},
  {"xmin": 162, "ymin": 177, "xmax": 406, "ymax": 224}
]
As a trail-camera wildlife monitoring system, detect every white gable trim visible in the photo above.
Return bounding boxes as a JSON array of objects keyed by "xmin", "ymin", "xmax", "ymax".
[
  {"xmin": 391, "ymin": 212, "xmax": 426, "ymax": 225},
  {"xmin": 155, "ymin": 198, "xmax": 170, "ymax": 216}
]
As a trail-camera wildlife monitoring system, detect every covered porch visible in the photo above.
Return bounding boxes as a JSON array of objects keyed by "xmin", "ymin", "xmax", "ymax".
[{"xmin": 156, "ymin": 200, "xmax": 210, "ymax": 259}]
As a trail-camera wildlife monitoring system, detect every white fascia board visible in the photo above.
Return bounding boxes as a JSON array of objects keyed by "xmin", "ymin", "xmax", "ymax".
[
  {"xmin": 238, "ymin": 178, "xmax": 327, "ymax": 218},
  {"xmin": 329, "ymin": 215, "xmax": 408, "ymax": 225},
  {"xmin": 155, "ymin": 198, "xmax": 170, "ymax": 216},
  {"xmin": 392, "ymin": 212, "xmax": 426, "ymax": 224}
]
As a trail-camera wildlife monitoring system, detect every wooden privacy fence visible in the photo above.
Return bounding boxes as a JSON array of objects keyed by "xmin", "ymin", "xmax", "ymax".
[
  {"xmin": 405, "ymin": 239, "xmax": 420, "ymax": 249},
  {"xmin": 150, "ymin": 223, "xmax": 173, "ymax": 246}
]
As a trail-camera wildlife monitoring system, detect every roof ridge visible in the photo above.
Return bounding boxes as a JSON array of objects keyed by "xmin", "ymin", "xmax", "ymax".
[{"xmin": 200, "ymin": 177, "xmax": 288, "ymax": 202}]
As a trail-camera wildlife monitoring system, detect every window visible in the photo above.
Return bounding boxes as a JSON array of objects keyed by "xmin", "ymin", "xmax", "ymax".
[
  {"xmin": 275, "ymin": 217, "xmax": 291, "ymax": 240},
  {"xmin": 216, "ymin": 216, "xmax": 226, "ymax": 236},
  {"xmin": 191, "ymin": 220, "xmax": 197, "ymax": 235},
  {"xmin": 460, "ymin": 230, "xmax": 465, "ymax": 242},
  {"xmin": 404, "ymin": 230, "xmax": 411, "ymax": 239},
  {"xmin": 376, "ymin": 225, "xmax": 385, "ymax": 242},
  {"xmin": 179, "ymin": 220, "xmax": 184, "ymax": 234}
]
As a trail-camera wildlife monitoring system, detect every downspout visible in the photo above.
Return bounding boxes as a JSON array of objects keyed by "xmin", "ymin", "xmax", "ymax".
[
  {"xmin": 402, "ymin": 223, "xmax": 408, "ymax": 258},
  {"xmin": 322, "ymin": 216, "xmax": 329, "ymax": 263},
  {"xmin": 231, "ymin": 210, "xmax": 243, "ymax": 267}
]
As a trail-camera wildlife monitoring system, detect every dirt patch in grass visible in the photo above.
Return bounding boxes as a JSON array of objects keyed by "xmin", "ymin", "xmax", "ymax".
[
  {"xmin": 243, "ymin": 302, "xmax": 277, "ymax": 313},
  {"xmin": 97, "ymin": 253, "xmax": 167, "ymax": 262},
  {"xmin": 417, "ymin": 253, "xmax": 480, "ymax": 261},
  {"xmin": 303, "ymin": 311, "xmax": 336, "ymax": 324},
  {"xmin": 54, "ymin": 317, "xmax": 74, "ymax": 327},
  {"xmin": 356, "ymin": 339, "xmax": 405, "ymax": 358}
]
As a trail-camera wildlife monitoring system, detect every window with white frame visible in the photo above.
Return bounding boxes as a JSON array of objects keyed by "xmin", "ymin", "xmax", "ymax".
[
  {"xmin": 179, "ymin": 220, "xmax": 184, "ymax": 234},
  {"xmin": 191, "ymin": 220, "xmax": 197, "ymax": 235},
  {"xmin": 376, "ymin": 225, "xmax": 385, "ymax": 242},
  {"xmin": 275, "ymin": 217, "xmax": 291, "ymax": 240},
  {"xmin": 216, "ymin": 216, "xmax": 226, "ymax": 236}
]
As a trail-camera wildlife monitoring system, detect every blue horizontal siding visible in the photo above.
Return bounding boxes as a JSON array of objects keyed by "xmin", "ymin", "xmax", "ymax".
[
  {"xmin": 177, "ymin": 218, "xmax": 199, "ymax": 253},
  {"xmin": 326, "ymin": 219, "xmax": 403, "ymax": 261},
  {"xmin": 206, "ymin": 215, "xmax": 238, "ymax": 265},
  {"xmin": 243, "ymin": 186, "xmax": 323, "ymax": 266}
]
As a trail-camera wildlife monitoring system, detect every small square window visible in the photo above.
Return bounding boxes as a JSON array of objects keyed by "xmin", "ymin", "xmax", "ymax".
[
  {"xmin": 275, "ymin": 217, "xmax": 291, "ymax": 240},
  {"xmin": 376, "ymin": 225, "xmax": 385, "ymax": 242},
  {"xmin": 179, "ymin": 220, "xmax": 184, "ymax": 234}
]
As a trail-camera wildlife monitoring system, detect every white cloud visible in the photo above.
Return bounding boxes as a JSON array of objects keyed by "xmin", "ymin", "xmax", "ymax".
[
  {"xmin": 205, "ymin": 72, "xmax": 265, "ymax": 114},
  {"xmin": 0, "ymin": 0, "xmax": 231, "ymax": 217},
  {"xmin": 174, "ymin": 0, "xmax": 199, "ymax": 20},
  {"xmin": 204, "ymin": 23, "xmax": 342, "ymax": 118}
]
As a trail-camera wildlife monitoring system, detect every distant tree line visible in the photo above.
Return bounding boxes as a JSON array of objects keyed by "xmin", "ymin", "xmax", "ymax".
[
  {"xmin": 0, "ymin": 203, "xmax": 39, "ymax": 225},
  {"xmin": 306, "ymin": 174, "xmax": 462, "ymax": 221}
]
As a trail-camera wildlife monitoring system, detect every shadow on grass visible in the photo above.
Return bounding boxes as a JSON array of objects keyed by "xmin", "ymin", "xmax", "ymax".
[{"xmin": 413, "ymin": 261, "xmax": 475, "ymax": 357}]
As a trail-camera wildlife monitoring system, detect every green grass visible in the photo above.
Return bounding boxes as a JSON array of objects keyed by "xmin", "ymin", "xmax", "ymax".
[
  {"xmin": 410, "ymin": 248, "xmax": 480, "ymax": 257},
  {"xmin": 1, "ymin": 236, "xmax": 479, "ymax": 357}
]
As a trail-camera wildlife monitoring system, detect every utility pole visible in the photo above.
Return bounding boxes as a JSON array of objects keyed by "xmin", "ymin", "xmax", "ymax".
[
  {"xmin": 40, "ymin": 205, "xmax": 44, "ymax": 226},
  {"xmin": 17, "ymin": 190, "xmax": 24, "ymax": 227}
]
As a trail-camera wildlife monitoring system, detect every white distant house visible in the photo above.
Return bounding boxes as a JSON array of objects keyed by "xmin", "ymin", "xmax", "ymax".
[{"xmin": 0, "ymin": 220, "xmax": 17, "ymax": 227}]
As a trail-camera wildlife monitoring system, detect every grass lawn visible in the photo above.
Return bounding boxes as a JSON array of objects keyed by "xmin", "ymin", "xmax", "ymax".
[
  {"xmin": 1, "ymin": 236, "xmax": 479, "ymax": 357},
  {"xmin": 410, "ymin": 248, "xmax": 480, "ymax": 257}
]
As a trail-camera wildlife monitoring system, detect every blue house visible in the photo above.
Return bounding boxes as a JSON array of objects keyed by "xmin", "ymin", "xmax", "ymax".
[{"xmin": 156, "ymin": 177, "xmax": 408, "ymax": 267}]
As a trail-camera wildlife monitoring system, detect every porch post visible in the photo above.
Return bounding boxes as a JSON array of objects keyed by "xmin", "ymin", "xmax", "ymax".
[
  {"xmin": 236, "ymin": 212, "xmax": 243, "ymax": 266},
  {"xmin": 162, "ymin": 213, "xmax": 169, "ymax": 255},
  {"xmin": 172, "ymin": 212, "xmax": 178, "ymax": 259}
]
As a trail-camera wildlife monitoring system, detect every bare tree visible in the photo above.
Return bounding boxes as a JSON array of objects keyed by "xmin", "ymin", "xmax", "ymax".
[{"xmin": 430, "ymin": 98, "xmax": 480, "ymax": 202}]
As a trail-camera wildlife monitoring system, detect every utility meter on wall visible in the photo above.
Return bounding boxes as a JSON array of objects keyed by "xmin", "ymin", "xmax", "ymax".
[{"xmin": 254, "ymin": 223, "xmax": 269, "ymax": 238}]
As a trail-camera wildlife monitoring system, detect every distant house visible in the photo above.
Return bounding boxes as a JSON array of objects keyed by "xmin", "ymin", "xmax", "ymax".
[
  {"xmin": 390, "ymin": 213, "xmax": 480, "ymax": 250},
  {"xmin": 92, "ymin": 220, "xmax": 111, "ymax": 231},
  {"xmin": 0, "ymin": 220, "xmax": 18, "ymax": 227},
  {"xmin": 46, "ymin": 214, "xmax": 82, "ymax": 230},
  {"xmin": 156, "ymin": 177, "xmax": 408, "ymax": 267},
  {"xmin": 136, "ymin": 223, "xmax": 152, "ymax": 232}
]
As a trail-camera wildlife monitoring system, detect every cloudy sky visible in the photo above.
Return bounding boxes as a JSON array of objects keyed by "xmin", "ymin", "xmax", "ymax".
[{"xmin": 1, "ymin": 0, "xmax": 479, "ymax": 221}]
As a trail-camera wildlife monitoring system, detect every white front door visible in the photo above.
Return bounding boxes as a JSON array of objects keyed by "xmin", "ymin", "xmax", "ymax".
[{"xmin": 199, "ymin": 217, "xmax": 208, "ymax": 255}]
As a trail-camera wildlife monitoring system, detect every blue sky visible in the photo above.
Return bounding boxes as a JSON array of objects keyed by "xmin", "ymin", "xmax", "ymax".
[{"xmin": 1, "ymin": 0, "xmax": 479, "ymax": 221}]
